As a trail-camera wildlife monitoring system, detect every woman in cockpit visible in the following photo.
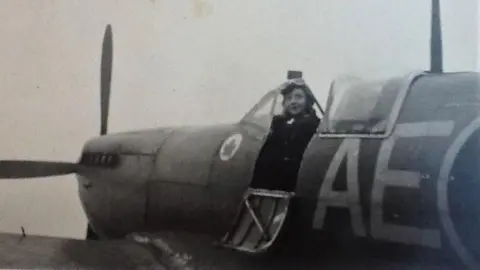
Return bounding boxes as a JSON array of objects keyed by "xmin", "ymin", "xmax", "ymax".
[{"xmin": 250, "ymin": 79, "xmax": 320, "ymax": 192}]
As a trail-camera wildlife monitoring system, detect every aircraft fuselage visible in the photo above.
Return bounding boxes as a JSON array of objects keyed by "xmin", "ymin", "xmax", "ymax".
[{"xmin": 78, "ymin": 71, "xmax": 480, "ymax": 268}]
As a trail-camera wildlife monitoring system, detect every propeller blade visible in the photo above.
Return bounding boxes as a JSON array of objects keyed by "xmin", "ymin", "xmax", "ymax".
[
  {"xmin": 0, "ymin": 160, "xmax": 78, "ymax": 179},
  {"xmin": 100, "ymin": 24, "xmax": 113, "ymax": 136},
  {"xmin": 430, "ymin": 0, "xmax": 443, "ymax": 73}
]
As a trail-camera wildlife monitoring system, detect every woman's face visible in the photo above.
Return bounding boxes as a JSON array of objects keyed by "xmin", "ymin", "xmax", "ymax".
[{"xmin": 283, "ymin": 88, "xmax": 307, "ymax": 116}]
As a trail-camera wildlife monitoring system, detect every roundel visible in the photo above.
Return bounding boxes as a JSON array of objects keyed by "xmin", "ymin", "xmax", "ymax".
[
  {"xmin": 438, "ymin": 116, "xmax": 480, "ymax": 269},
  {"xmin": 219, "ymin": 133, "xmax": 243, "ymax": 161}
]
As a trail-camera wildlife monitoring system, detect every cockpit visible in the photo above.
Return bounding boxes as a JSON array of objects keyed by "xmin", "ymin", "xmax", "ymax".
[
  {"xmin": 239, "ymin": 83, "xmax": 324, "ymax": 132},
  {"xmin": 239, "ymin": 72, "xmax": 413, "ymax": 136}
]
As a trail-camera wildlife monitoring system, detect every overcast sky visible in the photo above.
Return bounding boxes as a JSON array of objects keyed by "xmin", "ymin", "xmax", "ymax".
[{"xmin": 0, "ymin": 0, "xmax": 477, "ymax": 238}]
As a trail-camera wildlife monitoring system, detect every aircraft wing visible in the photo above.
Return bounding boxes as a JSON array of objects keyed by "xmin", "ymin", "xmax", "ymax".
[
  {"xmin": 0, "ymin": 230, "xmax": 462, "ymax": 269},
  {"xmin": 0, "ymin": 232, "xmax": 169, "ymax": 269},
  {"xmin": 127, "ymin": 231, "xmax": 462, "ymax": 270}
]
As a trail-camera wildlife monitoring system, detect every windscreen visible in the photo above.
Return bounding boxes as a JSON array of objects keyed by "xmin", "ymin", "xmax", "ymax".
[{"xmin": 240, "ymin": 90, "xmax": 277, "ymax": 130}]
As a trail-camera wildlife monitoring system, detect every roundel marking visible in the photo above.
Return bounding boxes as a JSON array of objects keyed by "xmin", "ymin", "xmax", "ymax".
[
  {"xmin": 219, "ymin": 133, "xmax": 243, "ymax": 161},
  {"xmin": 438, "ymin": 116, "xmax": 480, "ymax": 269}
]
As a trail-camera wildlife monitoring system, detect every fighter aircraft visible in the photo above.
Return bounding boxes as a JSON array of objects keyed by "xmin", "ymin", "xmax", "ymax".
[{"xmin": 1, "ymin": 0, "xmax": 479, "ymax": 269}]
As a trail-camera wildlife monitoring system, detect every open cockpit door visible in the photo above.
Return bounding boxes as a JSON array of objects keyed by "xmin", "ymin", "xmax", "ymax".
[{"xmin": 219, "ymin": 188, "xmax": 294, "ymax": 254}]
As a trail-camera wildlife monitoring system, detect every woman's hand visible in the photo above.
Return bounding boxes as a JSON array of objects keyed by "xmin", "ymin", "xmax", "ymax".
[
  {"xmin": 289, "ymin": 78, "xmax": 306, "ymax": 86},
  {"xmin": 278, "ymin": 78, "xmax": 306, "ymax": 90}
]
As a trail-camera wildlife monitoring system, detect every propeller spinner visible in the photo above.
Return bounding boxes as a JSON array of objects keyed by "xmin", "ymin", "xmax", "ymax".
[{"xmin": 0, "ymin": 24, "xmax": 114, "ymax": 179}]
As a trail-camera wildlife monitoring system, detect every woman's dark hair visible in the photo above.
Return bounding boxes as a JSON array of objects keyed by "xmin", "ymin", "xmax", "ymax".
[{"xmin": 280, "ymin": 83, "xmax": 315, "ymax": 109}]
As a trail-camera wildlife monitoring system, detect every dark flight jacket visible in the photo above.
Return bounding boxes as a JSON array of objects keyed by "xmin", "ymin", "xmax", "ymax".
[{"xmin": 250, "ymin": 112, "xmax": 320, "ymax": 191}]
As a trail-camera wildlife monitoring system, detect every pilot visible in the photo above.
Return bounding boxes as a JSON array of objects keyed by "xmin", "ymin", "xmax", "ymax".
[{"xmin": 250, "ymin": 79, "xmax": 320, "ymax": 192}]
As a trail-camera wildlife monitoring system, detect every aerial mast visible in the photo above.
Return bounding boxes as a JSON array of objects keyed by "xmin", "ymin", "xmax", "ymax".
[{"xmin": 430, "ymin": 0, "xmax": 443, "ymax": 73}]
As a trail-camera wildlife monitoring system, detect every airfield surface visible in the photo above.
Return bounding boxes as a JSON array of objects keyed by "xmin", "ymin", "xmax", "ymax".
[{"xmin": 0, "ymin": 231, "xmax": 466, "ymax": 269}]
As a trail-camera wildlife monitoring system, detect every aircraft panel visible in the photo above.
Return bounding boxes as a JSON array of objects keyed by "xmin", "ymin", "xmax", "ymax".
[
  {"xmin": 78, "ymin": 179, "xmax": 148, "ymax": 239},
  {"xmin": 208, "ymin": 124, "xmax": 271, "ymax": 229},
  {"xmin": 145, "ymin": 182, "xmax": 213, "ymax": 234},
  {"xmin": 82, "ymin": 128, "xmax": 173, "ymax": 155},
  {"xmin": 412, "ymin": 73, "xmax": 480, "ymax": 266},
  {"xmin": 76, "ymin": 153, "xmax": 156, "ymax": 238},
  {"xmin": 152, "ymin": 124, "xmax": 234, "ymax": 185}
]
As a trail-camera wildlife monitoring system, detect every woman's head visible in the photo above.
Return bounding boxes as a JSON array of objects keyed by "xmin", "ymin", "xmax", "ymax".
[{"xmin": 280, "ymin": 81, "xmax": 315, "ymax": 116}]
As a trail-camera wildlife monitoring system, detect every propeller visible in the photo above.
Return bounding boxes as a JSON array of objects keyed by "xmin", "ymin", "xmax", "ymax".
[
  {"xmin": 430, "ymin": 0, "xmax": 443, "ymax": 73},
  {"xmin": 100, "ymin": 24, "xmax": 113, "ymax": 135},
  {"xmin": 0, "ymin": 25, "xmax": 114, "ymax": 180},
  {"xmin": 0, "ymin": 161, "xmax": 80, "ymax": 179}
]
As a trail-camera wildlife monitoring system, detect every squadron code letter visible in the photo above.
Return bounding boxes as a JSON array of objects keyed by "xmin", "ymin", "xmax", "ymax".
[
  {"xmin": 313, "ymin": 138, "xmax": 366, "ymax": 237},
  {"xmin": 370, "ymin": 121, "xmax": 454, "ymax": 248}
]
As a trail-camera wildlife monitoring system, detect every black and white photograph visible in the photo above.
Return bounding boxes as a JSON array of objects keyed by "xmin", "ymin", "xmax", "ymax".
[{"xmin": 0, "ymin": 1, "xmax": 479, "ymax": 269}]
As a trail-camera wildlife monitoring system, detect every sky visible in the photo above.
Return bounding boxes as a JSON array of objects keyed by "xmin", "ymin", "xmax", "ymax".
[{"xmin": 0, "ymin": 0, "xmax": 477, "ymax": 239}]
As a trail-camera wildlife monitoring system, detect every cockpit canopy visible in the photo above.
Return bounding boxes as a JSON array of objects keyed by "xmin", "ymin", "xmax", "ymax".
[
  {"xmin": 320, "ymin": 74, "xmax": 408, "ymax": 135},
  {"xmin": 240, "ymin": 72, "xmax": 416, "ymax": 136}
]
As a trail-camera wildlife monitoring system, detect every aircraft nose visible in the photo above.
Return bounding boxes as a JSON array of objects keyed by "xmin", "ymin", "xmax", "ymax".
[{"xmin": 76, "ymin": 131, "xmax": 164, "ymax": 238}]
